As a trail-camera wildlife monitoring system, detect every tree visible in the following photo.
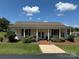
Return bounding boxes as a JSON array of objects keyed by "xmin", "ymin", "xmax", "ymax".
[
  {"xmin": 74, "ymin": 27, "xmax": 79, "ymax": 32},
  {"xmin": 0, "ymin": 17, "xmax": 10, "ymax": 31}
]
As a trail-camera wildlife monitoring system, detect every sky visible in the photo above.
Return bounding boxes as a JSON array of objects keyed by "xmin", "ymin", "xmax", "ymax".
[{"xmin": 0, "ymin": 0, "xmax": 79, "ymax": 27}]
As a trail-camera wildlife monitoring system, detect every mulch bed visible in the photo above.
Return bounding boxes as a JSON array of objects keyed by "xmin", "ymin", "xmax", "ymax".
[{"xmin": 50, "ymin": 40, "xmax": 79, "ymax": 45}]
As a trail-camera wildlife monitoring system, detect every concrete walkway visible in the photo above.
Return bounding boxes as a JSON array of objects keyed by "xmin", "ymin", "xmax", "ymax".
[{"xmin": 39, "ymin": 45, "xmax": 66, "ymax": 53}]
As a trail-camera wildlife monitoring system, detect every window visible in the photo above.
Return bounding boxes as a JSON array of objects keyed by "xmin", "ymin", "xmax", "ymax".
[
  {"xmin": 61, "ymin": 32, "xmax": 64, "ymax": 37},
  {"xmin": 67, "ymin": 29, "xmax": 70, "ymax": 35},
  {"xmin": 21, "ymin": 29, "xmax": 31, "ymax": 36},
  {"xmin": 25, "ymin": 29, "xmax": 31, "ymax": 36},
  {"xmin": 29, "ymin": 29, "xmax": 31, "ymax": 35},
  {"xmin": 42, "ymin": 32, "xmax": 44, "ymax": 38},
  {"xmin": 52, "ymin": 29, "xmax": 59, "ymax": 35},
  {"xmin": 38, "ymin": 32, "xmax": 41, "ymax": 37},
  {"xmin": 21, "ymin": 29, "xmax": 24, "ymax": 36},
  {"xmin": 25, "ymin": 29, "xmax": 28, "ymax": 35}
]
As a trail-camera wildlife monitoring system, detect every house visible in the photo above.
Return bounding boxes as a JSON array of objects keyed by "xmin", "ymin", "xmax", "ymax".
[
  {"xmin": 71, "ymin": 32, "xmax": 79, "ymax": 36},
  {"xmin": 10, "ymin": 22, "xmax": 71, "ymax": 41}
]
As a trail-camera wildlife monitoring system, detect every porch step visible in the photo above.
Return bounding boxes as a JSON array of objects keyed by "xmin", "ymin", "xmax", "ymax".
[{"xmin": 38, "ymin": 40, "xmax": 49, "ymax": 45}]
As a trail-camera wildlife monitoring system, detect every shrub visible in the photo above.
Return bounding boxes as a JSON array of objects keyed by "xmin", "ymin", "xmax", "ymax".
[
  {"xmin": 67, "ymin": 35, "xmax": 75, "ymax": 42},
  {"xmin": 50, "ymin": 35, "xmax": 65, "ymax": 42},
  {"xmin": 25, "ymin": 35, "xmax": 29, "ymax": 38},
  {"xmin": 23, "ymin": 38, "xmax": 27, "ymax": 43},
  {"xmin": 0, "ymin": 37, "xmax": 3, "ymax": 42},
  {"xmin": 28, "ymin": 35, "xmax": 34, "ymax": 40},
  {"xmin": 50, "ymin": 38, "xmax": 60, "ymax": 42},
  {"xmin": 6, "ymin": 30, "xmax": 19, "ymax": 42},
  {"xmin": 4, "ymin": 34, "xmax": 7, "ymax": 38},
  {"xmin": 23, "ymin": 38, "xmax": 31, "ymax": 43},
  {"xmin": 50, "ymin": 37, "xmax": 55, "ymax": 42},
  {"xmin": 6, "ymin": 30, "xmax": 15, "ymax": 38},
  {"xmin": 23, "ymin": 35, "xmax": 35, "ymax": 43},
  {"xmin": 59, "ymin": 37, "xmax": 65, "ymax": 42},
  {"xmin": 8, "ymin": 34, "xmax": 15, "ymax": 42},
  {"xmin": 50, "ymin": 35, "xmax": 61, "ymax": 42}
]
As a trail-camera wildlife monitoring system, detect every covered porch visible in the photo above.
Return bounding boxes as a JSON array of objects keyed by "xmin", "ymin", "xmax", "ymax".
[{"xmin": 15, "ymin": 28, "xmax": 70, "ymax": 41}]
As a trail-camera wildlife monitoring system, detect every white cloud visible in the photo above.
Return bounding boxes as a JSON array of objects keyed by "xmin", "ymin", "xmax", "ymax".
[
  {"xmin": 64, "ymin": 24, "xmax": 79, "ymax": 28},
  {"xmin": 64, "ymin": 24, "xmax": 70, "ymax": 26},
  {"xmin": 73, "ymin": 25, "xmax": 79, "ymax": 28},
  {"xmin": 22, "ymin": 6, "xmax": 40, "ymax": 16},
  {"xmin": 56, "ymin": 2, "xmax": 77, "ymax": 12},
  {"xmin": 57, "ymin": 13, "xmax": 64, "ymax": 16},
  {"xmin": 43, "ymin": 20, "xmax": 48, "ymax": 22}
]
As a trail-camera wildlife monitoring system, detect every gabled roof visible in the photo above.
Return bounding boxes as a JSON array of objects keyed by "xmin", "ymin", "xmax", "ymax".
[{"xmin": 10, "ymin": 22, "xmax": 70, "ymax": 29}]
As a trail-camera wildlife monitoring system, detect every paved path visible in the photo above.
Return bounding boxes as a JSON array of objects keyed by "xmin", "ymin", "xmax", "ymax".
[
  {"xmin": 39, "ymin": 45, "xmax": 66, "ymax": 53},
  {"xmin": 38, "ymin": 40, "xmax": 49, "ymax": 45}
]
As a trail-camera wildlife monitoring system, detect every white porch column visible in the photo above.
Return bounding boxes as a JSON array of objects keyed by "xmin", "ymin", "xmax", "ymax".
[
  {"xmin": 65, "ymin": 29, "xmax": 67, "ymax": 38},
  {"xmin": 24, "ymin": 29, "xmax": 25, "ymax": 37},
  {"xmin": 59, "ymin": 29, "xmax": 61, "ymax": 38},
  {"xmin": 48, "ymin": 29, "xmax": 50, "ymax": 40},
  {"xmin": 36, "ymin": 29, "xmax": 38, "ymax": 41}
]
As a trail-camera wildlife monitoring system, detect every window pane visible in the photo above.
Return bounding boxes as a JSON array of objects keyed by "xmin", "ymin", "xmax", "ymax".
[{"xmin": 21, "ymin": 29, "xmax": 24, "ymax": 36}]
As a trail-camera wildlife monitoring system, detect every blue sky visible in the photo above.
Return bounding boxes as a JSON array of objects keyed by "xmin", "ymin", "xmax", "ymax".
[{"xmin": 0, "ymin": 0, "xmax": 79, "ymax": 27}]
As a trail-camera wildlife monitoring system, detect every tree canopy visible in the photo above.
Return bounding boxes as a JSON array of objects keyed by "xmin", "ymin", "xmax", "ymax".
[
  {"xmin": 74, "ymin": 27, "xmax": 79, "ymax": 32},
  {"xmin": 0, "ymin": 17, "xmax": 10, "ymax": 31}
]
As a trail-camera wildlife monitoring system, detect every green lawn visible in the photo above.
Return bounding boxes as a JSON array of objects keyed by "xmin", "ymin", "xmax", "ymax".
[
  {"xmin": 57, "ymin": 45, "xmax": 79, "ymax": 55},
  {"xmin": 0, "ymin": 32, "xmax": 41, "ymax": 54},
  {"xmin": 0, "ymin": 32, "xmax": 6, "ymax": 38},
  {"xmin": 0, "ymin": 43, "xmax": 41, "ymax": 54}
]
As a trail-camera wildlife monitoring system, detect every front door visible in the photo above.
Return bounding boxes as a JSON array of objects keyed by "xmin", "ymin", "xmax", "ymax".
[{"xmin": 38, "ymin": 32, "xmax": 44, "ymax": 39}]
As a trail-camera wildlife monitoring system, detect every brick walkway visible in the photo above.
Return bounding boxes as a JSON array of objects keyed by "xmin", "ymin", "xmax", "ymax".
[{"xmin": 38, "ymin": 40, "xmax": 49, "ymax": 45}]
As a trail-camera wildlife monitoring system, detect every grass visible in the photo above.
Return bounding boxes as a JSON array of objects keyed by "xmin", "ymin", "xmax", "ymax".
[
  {"xmin": 0, "ymin": 32, "xmax": 41, "ymax": 54},
  {"xmin": 57, "ymin": 45, "xmax": 79, "ymax": 55},
  {"xmin": 0, "ymin": 43, "xmax": 41, "ymax": 54},
  {"xmin": 0, "ymin": 32, "xmax": 6, "ymax": 38},
  {"xmin": 51, "ymin": 36, "xmax": 79, "ymax": 55}
]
